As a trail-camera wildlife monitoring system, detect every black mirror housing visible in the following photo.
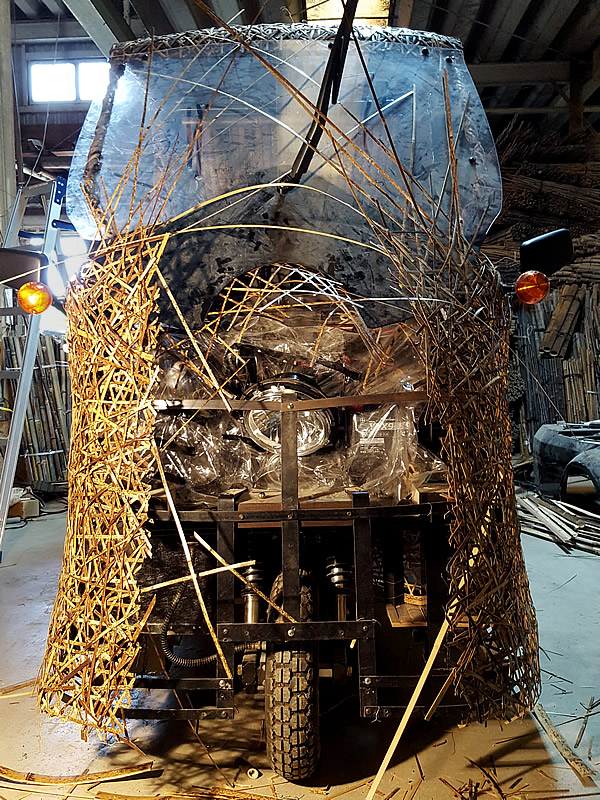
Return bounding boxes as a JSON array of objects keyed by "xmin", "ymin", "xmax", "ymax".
[
  {"xmin": 0, "ymin": 247, "xmax": 48, "ymax": 290},
  {"xmin": 519, "ymin": 229, "xmax": 573, "ymax": 276}
]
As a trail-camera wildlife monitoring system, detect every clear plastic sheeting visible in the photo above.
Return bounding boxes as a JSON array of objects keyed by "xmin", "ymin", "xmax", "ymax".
[
  {"xmin": 68, "ymin": 24, "xmax": 501, "ymax": 252},
  {"xmin": 154, "ymin": 405, "xmax": 422, "ymax": 505},
  {"xmin": 154, "ymin": 412, "xmax": 256, "ymax": 505},
  {"xmin": 346, "ymin": 404, "xmax": 417, "ymax": 499},
  {"xmin": 153, "ymin": 271, "xmax": 431, "ymax": 506},
  {"xmin": 154, "ymin": 301, "xmax": 424, "ymax": 401},
  {"xmin": 243, "ymin": 388, "xmax": 334, "ymax": 456}
]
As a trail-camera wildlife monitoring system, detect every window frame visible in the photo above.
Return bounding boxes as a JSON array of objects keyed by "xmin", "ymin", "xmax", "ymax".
[{"xmin": 28, "ymin": 57, "xmax": 110, "ymax": 105}]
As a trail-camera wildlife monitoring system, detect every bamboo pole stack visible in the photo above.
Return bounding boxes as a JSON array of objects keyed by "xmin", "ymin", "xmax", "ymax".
[
  {"xmin": 517, "ymin": 493, "xmax": 600, "ymax": 556},
  {"xmin": 539, "ymin": 284, "xmax": 585, "ymax": 358},
  {"xmin": 0, "ymin": 331, "xmax": 70, "ymax": 489},
  {"xmin": 482, "ymin": 124, "xmax": 600, "ymax": 449}
]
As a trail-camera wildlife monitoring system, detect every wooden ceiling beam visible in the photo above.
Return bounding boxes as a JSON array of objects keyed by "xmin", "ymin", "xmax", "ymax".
[
  {"xmin": 440, "ymin": 0, "xmax": 483, "ymax": 44},
  {"xmin": 61, "ymin": 0, "xmax": 136, "ymax": 54},
  {"xmin": 38, "ymin": 0, "xmax": 65, "ymax": 15},
  {"xmin": 129, "ymin": 0, "xmax": 175, "ymax": 34},
  {"xmin": 14, "ymin": 0, "xmax": 42, "ymax": 17},
  {"xmin": 469, "ymin": 60, "xmax": 570, "ymax": 86},
  {"xmin": 470, "ymin": 0, "xmax": 526, "ymax": 63}
]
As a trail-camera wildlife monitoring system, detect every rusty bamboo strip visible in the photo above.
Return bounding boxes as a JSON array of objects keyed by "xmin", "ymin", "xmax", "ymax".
[
  {"xmin": 193, "ymin": 532, "xmax": 296, "ymax": 624},
  {"xmin": 154, "ymin": 456, "xmax": 232, "ymax": 679},
  {"xmin": 0, "ymin": 763, "xmax": 155, "ymax": 786},
  {"xmin": 139, "ymin": 560, "xmax": 257, "ymax": 592}
]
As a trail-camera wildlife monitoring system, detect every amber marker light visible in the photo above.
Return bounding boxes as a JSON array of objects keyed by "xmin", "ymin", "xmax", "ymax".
[
  {"xmin": 514, "ymin": 271, "xmax": 550, "ymax": 305},
  {"xmin": 17, "ymin": 281, "xmax": 53, "ymax": 315}
]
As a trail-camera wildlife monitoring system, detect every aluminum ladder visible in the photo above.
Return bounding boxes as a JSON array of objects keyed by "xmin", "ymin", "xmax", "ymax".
[{"xmin": 0, "ymin": 178, "xmax": 66, "ymax": 563}]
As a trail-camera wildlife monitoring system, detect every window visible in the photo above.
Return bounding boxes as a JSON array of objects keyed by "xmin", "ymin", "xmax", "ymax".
[
  {"xmin": 30, "ymin": 60, "xmax": 110, "ymax": 103},
  {"xmin": 30, "ymin": 62, "xmax": 76, "ymax": 103},
  {"xmin": 306, "ymin": 0, "xmax": 390, "ymax": 26},
  {"xmin": 78, "ymin": 61, "xmax": 111, "ymax": 102}
]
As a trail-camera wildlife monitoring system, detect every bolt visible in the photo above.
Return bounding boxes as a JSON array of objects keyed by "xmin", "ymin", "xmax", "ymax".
[
  {"xmin": 221, "ymin": 711, "xmax": 228, "ymax": 718},
  {"xmin": 422, "ymin": 47, "xmax": 429, "ymax": 56},
  {"xmin": 245, "ymin": 630, "xmax": 250, "ymax": 637},
  {"xmin": 469, "ymin": 156, "xmax": 477, "ymax": 165},
  {"xmin": 258, "ymin": 492, "xmax": 266, "ymax": 498},
  {"xmin": 287, "ymin": 627, "xmax": 295, "ymax": 637},
  {"xmin": 238, "ymin": 513, "xmax": 245, "ymax": 519},
  {"xmin": 365, "ymin": 707, "xmax": 373, "ymax": 715},
  {"xmin": 364, "ymin": 677, "xmax": 372, "ymax": 685},
  {"xmin": 219, "ymin": 692, "xmax": 226, "ymax": 700},
  {"xmin": 287, "ymin": 513, "xmax": 293, "ymax": 519},
  {"xmin": 200, "ymin": 711, "xmax": 207, "ymax": 718},
  {"xmin": 287, "ymin": 402, "xmax": 295, "ymax": 409},
  {"xmin": 219, "ymin": 679, "xmax": 226, "ymax": 688},
  {"xmin": 446, "ymin": 56, "xmax": 453, "ymax": 63},
  {"xmin": 222, "ymin": 628, "xmax": 228, "ymax": 635},
  {"xmin": 346, "ymin": 510, "xmax": 352, "ymax": 516},
  {"xmin": 362, "ymin": 625, "xmax": 369, "ymax": 632},
  {"xmin": 338, "ymin": 629, "xmax": 344, "ymax": 637}
]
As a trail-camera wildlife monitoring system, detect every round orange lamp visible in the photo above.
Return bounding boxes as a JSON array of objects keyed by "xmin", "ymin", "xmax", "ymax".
[
  {"xmin": 17, "ymin": 281, "xmax": 53, "ymax": 315},
  {"xmin": 514, "ymin": 270, "xmax": 550, "ymax": 305}
]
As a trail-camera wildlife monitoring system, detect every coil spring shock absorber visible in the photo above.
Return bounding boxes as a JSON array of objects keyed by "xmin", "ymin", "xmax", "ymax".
[
  {"xmin": 242, "ymin": 564, "xmax": 263, "ymax": 623},
  {"xmin": 326, "ymin": 558, "xmax": 354, "ymax": 621}
]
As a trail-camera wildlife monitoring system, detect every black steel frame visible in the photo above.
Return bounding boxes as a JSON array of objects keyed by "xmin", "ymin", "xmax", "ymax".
[{"xmin": 126, "ymin": 394, "xmax": 453, "ymax": 720}]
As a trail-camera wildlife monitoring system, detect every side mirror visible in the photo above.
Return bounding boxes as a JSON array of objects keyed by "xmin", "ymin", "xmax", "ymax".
[
  {"xmin": 520, "ymin": 229, "xmax": 573, "ymax": 276},
  {"xmin": 0, "ymin": 247, "xmax": 48, "ymax": 290}
]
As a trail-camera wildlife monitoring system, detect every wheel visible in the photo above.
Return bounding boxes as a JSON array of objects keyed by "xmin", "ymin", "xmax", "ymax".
[{"xmin": 265, "ymin": 574, "xmax": 319, "ymax": 781}]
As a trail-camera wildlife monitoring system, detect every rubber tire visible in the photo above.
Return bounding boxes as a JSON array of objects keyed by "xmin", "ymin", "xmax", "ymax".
[{"xmin": 265, "ymin": 575, "xmax": 319, "ymax": 781}]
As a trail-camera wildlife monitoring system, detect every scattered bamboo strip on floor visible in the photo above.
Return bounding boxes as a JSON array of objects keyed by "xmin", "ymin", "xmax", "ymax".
[
  {"xmin": 0, "ymin": 679, "xmax": 36, "ymax": 697},
  {"xmin": 97, "ymin": 793, "xmax": 274, "ymax": 800},
  {"xmin": 516, "ymin": 494, "xmax": 600, "ymax": 556},
  {"xmin": 533, "ymin": 705, "xmax": 596, "ymax": 782},
  {"xmin": 0, "ymin": 784, "xmax": 95, "ymax": 799},
  {"xmin": 575, "ymin": 697, "xmax": 596, "ymax": 750},
  {"xmin": 466, "ymin": 761, "xmax": 505, "ymax": 800},
  {"xmin": 0, "ymin": 763, "xmax": 156, "ymax": 786}
]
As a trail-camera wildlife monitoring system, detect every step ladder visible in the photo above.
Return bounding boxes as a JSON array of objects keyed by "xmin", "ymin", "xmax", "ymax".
[{"xmin": 0, "ymin": 178, "xmax": 66, "ymax": 563}]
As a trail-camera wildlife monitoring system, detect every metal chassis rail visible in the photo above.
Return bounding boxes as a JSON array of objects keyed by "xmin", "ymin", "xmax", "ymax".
[{"xmin": 126, "ymin": 392, "xmax": 454, "ymax": 720}]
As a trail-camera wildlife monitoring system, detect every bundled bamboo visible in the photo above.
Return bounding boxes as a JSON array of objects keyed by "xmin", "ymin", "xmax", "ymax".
[
  {"xmin": 516, "ymin": 281, "xmax": 600, "ymax": 447},
  {"xmin": 517, "ymin": 493, "xmax": 600, "ymax": 556},
  {"xmin": 502, "ymin": 176, "xmax": 600, "ymax": 228},
  {"xmin": 539, "ymin": 284, "xmax": 584, "ymax": 358},
  {"xmin": 0, "ymin": 330, "xmax": 70, "ymax": 487},
  {"xmin": 481, "ymin": 123, "xmax": 600, "ymax": 451}
]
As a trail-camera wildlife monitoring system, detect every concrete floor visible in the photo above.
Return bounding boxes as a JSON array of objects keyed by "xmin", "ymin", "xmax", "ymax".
[{"xmin": 0, "ymin": 510, "xmax": 597, "ymax": 800}]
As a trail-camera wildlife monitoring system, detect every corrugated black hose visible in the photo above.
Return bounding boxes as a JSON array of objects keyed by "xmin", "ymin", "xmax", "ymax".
[{"xmin": 160, "ymin": 582, "xmax": 248, "ymax": 667}]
